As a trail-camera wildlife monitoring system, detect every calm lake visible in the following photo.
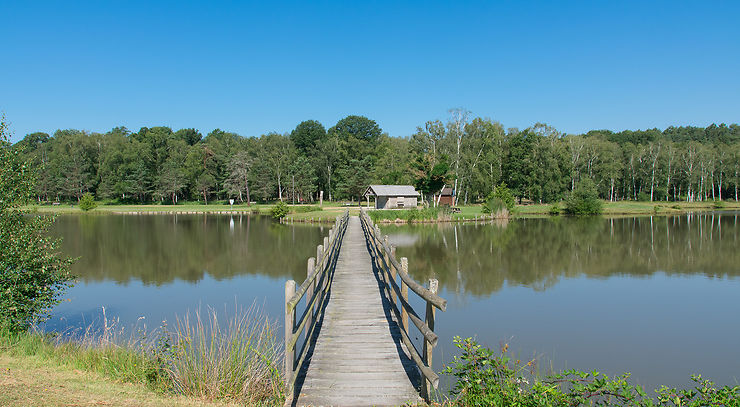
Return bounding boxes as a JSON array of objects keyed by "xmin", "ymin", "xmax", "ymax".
[{"xmin": 48, "ymin": 212, "xmax": 740, "ymax": 392}]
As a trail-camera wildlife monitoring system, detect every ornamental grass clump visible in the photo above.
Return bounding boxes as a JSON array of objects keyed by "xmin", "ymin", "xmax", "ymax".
[{"xmin": 164, "ymin": 304, "xmax": 283, "ymax": 404}]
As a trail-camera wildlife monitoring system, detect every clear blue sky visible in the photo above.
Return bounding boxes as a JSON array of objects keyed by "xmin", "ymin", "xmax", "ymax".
[{"xmin": 2, "ymin": 1, "xmax": 739, "ymax": 142}]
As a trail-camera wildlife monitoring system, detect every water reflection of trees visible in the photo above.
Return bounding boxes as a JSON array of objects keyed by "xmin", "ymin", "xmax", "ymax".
[
  {"xmin": 53, "ymin": 215, "xmax": 323, "ymax": 285},
  {"xmin": 384, "ymin": 213, "xmax": 740, "ymax": 297}
]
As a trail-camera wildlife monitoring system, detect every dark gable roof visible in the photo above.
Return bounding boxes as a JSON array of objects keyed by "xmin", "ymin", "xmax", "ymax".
[
  {"xmin": 364, "ymin": 185, "xmax": 420, "ymax": 197},
  {"xmin": 439, "ymin": 186, "xmax": 453, "ymax": 196}
]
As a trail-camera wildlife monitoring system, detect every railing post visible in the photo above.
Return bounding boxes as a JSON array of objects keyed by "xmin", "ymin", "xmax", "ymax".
[
  {"xmin": 284, "ymin": 279, "xmax": 297, "ymax": 392},
  {"xmin": 422, "ymin": 278, "xmax": 439, "ymax": 401},
  {"xmin": 305, "ymin": 258, "xmax": 315, "ymax": 337},
  {"xmin": 323, "ymin": 236, "xmax": 329, "ymax": 253},
  {"xmin": 389, "ymin": 242, "xmax": 397, "ymax": 306},
  {"xmin": 400, "ymin": 257, "xmax": 409, "ymax": 333},
  {"xmin": 315, "ymin": 244, "xmax": 324, "ymax": 290}
]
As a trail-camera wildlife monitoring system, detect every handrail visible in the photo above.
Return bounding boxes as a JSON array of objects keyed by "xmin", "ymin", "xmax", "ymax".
[
  {"xmin": 359, "ymin": 208, "xmax": 446, "ymax": 401},
  {"xmin": 284, "ymin": 210, "xmax": 349, "ymax": 395},
  {"xmin": 367, "ymin": 222, "xmax": 447, "ymax": 312}
]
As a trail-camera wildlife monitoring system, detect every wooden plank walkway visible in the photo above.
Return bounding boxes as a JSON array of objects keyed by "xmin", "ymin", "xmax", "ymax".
[{"xmin": 288, "ymin": 216, "xmax": 422, "ymax": 407}]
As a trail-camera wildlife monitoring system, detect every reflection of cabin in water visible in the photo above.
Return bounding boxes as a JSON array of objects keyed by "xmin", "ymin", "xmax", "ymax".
[
  {"xmin": 363, "ymin": 185, "xmax": 420, "ymax": 209},
  {"xmin": 434, "ymin": 185, "xmax": 456, "ymax": 206}
]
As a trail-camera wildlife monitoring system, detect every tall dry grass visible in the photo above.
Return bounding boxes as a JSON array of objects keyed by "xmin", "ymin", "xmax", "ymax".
[
  {"xmin": 1, "ymin": 303, "xmax": 284, "ymax": 406},
  {"xmin": 165, "ymin": 304, "xmax": 283, "ymax": 404}
]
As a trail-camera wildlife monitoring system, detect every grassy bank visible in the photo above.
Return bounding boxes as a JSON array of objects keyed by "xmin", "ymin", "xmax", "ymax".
[
  {"xmin": 0, "ymin": 305, "xmax": 284, "ymax": 407},
  {"xmin": 369, "ymin": 200, "xmax": 740, "ymax": 223},
  {"xmin": 518, "ymin": 200, "xmax": 740, "ymax": 216},
  {"xmin": 0, "ymin": 352, "xmax": 236, "ymax": 407},
  {"xmin": 23, "ymin": 200, "xmax": 740, "ymax": 223}
]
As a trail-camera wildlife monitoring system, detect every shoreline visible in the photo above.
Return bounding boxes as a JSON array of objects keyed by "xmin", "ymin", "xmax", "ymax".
[{"xmin": 23, "ymin": 201, "xmax": 740, "ymax": 222}]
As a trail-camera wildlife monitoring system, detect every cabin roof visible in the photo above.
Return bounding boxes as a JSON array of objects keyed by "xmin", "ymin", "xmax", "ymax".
[
  {"xmin": 438, "ymin": 186, "xmax": 453, "ymax": 196},
  {"xmin": 364, "ymin": 185, "xmax": 420, "ymax": 197}
]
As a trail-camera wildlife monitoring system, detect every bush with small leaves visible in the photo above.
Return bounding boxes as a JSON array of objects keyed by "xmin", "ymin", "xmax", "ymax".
[
  {"xmin": 79, "ymin": 192, "xmax": 98, "ymax": 211},
  {"xmin": 0, "ymin": 116, "xmax": 74, "ymax": 331},
  {"xmin": 442, "ymin": 337, "xmax": 740, "ymax": 407},
  {"xmin": 564, "ymin": 178, "xmax": 603, "ymax": 215},
  {"xmin": 271, "ymin": 201, "xmax": 289, "ymax": 219}
]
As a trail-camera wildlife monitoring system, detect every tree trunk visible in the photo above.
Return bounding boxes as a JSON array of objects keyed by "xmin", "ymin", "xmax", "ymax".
[
  {"xmin": 327, "ymin": 165, "xmax": 332, "ymax": 202},
  {"xmin": 245, "ymin": 179, "xmax": 251, "ymax": 206}
]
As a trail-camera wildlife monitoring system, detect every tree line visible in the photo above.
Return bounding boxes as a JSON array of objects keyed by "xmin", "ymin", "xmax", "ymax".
[{"xmin": 13, "ymin": 110, "xmax": 740, "ymax": 205}]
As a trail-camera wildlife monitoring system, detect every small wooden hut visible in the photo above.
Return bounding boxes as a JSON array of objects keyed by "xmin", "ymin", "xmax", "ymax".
[
  {"xmin": 434, "ymin": 185, "xmax": 455, "ymax": 206},
  {"xmin": 363, "ymin": 185, "xmax": 420, "ymax": 209}
]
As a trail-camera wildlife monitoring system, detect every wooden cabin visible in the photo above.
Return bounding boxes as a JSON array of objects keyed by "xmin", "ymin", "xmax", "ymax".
[
  {"xmin": 363, "ymin": 185, "xmax": 420, "ymax": 209},
  {"xmin": 434, "ymin": 185, "xmax": 456, "ymax": 206}
]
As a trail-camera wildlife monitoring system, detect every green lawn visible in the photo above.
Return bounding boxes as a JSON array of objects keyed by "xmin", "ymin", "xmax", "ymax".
[
  {"xmin": 517, "ymin": 200, "xmax": 740, "ymax": 215},
  {"xmin": 23, "ymin": 200, "xmax": 740, "ymax": 219}
]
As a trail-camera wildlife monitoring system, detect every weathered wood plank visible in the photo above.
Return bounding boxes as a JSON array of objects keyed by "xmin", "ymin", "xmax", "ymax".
[{"xmin": 289, "ymin": 216, "xmax": 421, "ymax": 407}]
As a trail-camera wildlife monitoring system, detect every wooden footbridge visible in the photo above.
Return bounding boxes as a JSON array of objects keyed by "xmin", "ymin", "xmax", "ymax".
[{"xmin": 284, "ymin": 210, "xmax": 447, "ymax": 406}]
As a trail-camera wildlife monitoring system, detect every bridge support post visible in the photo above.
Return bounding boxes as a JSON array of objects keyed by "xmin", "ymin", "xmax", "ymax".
[
  {"xmin": 285, "ymin": 279, "xmax": 297, "ymax": 393},
  {"xmin": 316, "ymin": 245, "xmax": 324, "ymax": 289},
  {"xmin": 422, "ymin": 278, "xmax": 439, "ymax": 401},
  {"xmin": 400, "ymin": 257, "xmax": 409, "ymax": 333},
  {"xmin": 305, "ymin": 258, "xmax": 315, "ymax": 337},
  {"xmin": 388, "ymin": 241, "xmax": 397, "ymax": 306}
]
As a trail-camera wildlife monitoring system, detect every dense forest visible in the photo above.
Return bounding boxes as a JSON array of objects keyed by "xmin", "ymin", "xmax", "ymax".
[{"xmin": 12, "ymin": 110, "xmax": 740, "ymax": 205}]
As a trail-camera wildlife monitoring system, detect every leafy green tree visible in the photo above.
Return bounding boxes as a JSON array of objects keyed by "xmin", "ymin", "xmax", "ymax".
[
  {"xmin": 336, "ymin": 157, "xmax": 372, "ymax": 202},
  {"xmin": 78, "ymin": 192, "xmax": 97, "ymax": 211},
  {"xmin": 564, "ymin": 178, "xmax": 603, "ymax": 215},
  {"xmin": 224, "ymin": 150, "xmax": 254, "ymax": 204},
  {"xmin": 373, "ymin": 135, "xmax": 413, "ymax": 185},
  {"xmin": 290, "ymin": 120, "xmax": 326, "ymax": 153},
  {"xmin": 254, "ymin": 133, "xmax": 294, "ymax": 201},
  {"xmin": 271, "ymin": 201, "xmax": 289, "ymax": 219},
  {"xmin": 411, "ymin": 154, "xmax": 449, "ymax": 205},
  {"xmin": 288, "ymin": 155, "xmax": 318, "ymax": 203},
  {"xmin": 0, "ymin": 116, "xmax": 74, "ymax": 331},
  {"xmin": 312, "ymin": 133, "xmax": 341, "ymax": 201},
  {"xmin": 329, "ymin": 115, "xmax": 381, "ymax": 161},
  {"xmin": 330, "ymin": 116, "xmax": 382, "ymax": 200},
  {"xmin": 502, "ymin": 129, "xmax": 536, "ymax": 200},
  {"xmin": 97, "ymin": 132, "xmax": 150, "ymax": 201},
  {"xmin": 174, "ymin": 128, "xmax": 202, "ymax": 146}
]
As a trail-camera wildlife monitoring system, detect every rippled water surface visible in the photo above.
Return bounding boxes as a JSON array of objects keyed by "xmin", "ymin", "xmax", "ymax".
[{"xmin": 49, "ymin": 212, "xmax": 740, "ymax": 391}]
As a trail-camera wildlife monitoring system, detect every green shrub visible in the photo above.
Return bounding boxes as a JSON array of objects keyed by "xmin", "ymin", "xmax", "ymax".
[
  {"xmin": 443, "ymin": 337, "xmax": 740, "ymax": 407},
  {"xmin": 483, "ymin": 183, "xmax": 515, "ymax": 214},
  {"xmin": 0, "ymin": 118, "xmax": 74, "ymax": 332},
  {"xmin": 483, "ymin": 197, "xmax": 505, "ymax": 214},
  {"xmin": 564, "ymin": 179, "xmax": 603, "ymax": 215},
  {"xmin": 549, "ymin": 204, "xmax": 561, "ymax": 215},
  {"xmin": 637, "ymin": 192, "xmax": 651, "ymax": 202},
  {"xmin": 78, "ymin": 192, "xmax": 98, "ymax": 211},
  {"xmin": 271, "ymin": 201, "xmax": 289, "ymax": 219}
]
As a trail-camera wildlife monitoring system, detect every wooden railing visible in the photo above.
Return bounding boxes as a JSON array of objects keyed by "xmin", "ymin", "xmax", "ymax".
[
  {"xmin": 359, "ymin": 209, "xmax": 448, "ymax": 401},
  {"xmin": 284, "ymin": 210, "xmax": 350, "ymax": 394}
]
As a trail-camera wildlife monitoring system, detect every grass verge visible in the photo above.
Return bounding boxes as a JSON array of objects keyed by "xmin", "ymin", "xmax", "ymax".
[
  {"xmin": 0, "ymin": 304, "xmax": 284, "ymax": 406},
  {"xmin": 0, "ymin": 352, "xmax": 236, "ymax": 407}
]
